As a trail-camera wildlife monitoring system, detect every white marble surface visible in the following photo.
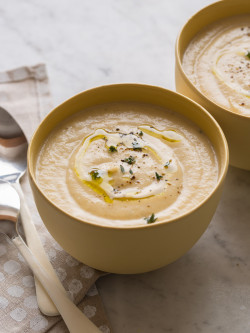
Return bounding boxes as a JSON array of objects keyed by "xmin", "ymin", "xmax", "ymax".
[{"xmin": 0, "ymin": 0, "xmax": 250, "ymax": 332}]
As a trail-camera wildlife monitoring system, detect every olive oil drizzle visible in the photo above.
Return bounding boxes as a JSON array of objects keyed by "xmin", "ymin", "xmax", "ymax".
[{"xmin": 74, "ymin": 127, "xmax": 181, "ymax": 202}]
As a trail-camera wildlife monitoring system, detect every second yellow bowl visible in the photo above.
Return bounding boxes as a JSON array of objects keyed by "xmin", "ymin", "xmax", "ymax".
[{"xmin": 175, "ymin": 0, "xmax": 250, "ymax": 170}]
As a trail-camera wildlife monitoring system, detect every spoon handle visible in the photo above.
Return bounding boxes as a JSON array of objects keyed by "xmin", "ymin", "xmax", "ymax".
[
  {"xmin": 13, "ymin": 182, "xmax": 60, "ymax": 316},
  {"xmin": 12, "ymin": 236, "xmax": 101, "ymax": 333}
]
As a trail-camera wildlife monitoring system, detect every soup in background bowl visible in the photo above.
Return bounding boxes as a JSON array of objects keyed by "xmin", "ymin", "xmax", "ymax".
[
  {"xmin": 28, "ymin": 84, "xmax": 228, "ymax": 273},
  {"xmin": 175, "ymin": 0, "xmax": 250, "ymax": 170}
]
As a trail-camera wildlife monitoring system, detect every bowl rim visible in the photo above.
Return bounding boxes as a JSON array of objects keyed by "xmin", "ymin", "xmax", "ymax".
[
  {"xmin": 28, "ymin": 83, "xmax": 229, "ymax": 231},
  {"xmin": 175, "ymin": 0, "xmax": 250, "ymax": 120}
]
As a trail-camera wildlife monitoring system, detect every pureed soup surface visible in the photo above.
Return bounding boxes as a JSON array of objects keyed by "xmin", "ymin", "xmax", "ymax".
[
  {"xmin": 182, "ymin": 14, "xmax": 250, "ymax": 117},
  {"xmin": 36, "ymin": 102, "xmax": 218, "ymax": 226}
]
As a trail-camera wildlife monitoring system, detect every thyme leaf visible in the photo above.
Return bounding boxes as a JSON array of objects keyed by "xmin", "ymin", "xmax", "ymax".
[
  {"xmin": 121, "ymin": 156, "xmax": 136, "ymax": 165},
  {"xmin": 155, "ymin": 172, "xmax": 163, "ymax": 181},
  {"xmin": 120, "ymin": 165, "xmax": 125, "ymax": 173},
  {"xmin": 144, "ymin": 213, "xmax": 157, "ymax": 224},
  {"xmin": 90, "ymin": 170, "xmax": 101, "ymax": 180},
  {"xmin": 109, "ymin": 145, "xmax": 117, "ymax": 152}
]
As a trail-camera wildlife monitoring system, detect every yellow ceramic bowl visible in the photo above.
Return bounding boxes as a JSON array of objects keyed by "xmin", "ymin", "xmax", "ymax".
[
  {"xmin": 175, "ymin": 0, "xmax": 250, "ymax": 170},
  {"xmin": 28, "ymin": 84, "xmax": 228, "ymax": 274}
]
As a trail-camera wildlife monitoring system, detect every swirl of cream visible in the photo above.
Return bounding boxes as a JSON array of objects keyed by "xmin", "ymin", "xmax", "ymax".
[{"xmin": 74, "ymin": 127, "xmax": 182, "ymax": 201}]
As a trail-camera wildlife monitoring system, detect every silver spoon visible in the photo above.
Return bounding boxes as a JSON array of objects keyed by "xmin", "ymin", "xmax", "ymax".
[
  {"xmin": 0, "ymin": 106, "xmax": 60, "ymax": 315},
  {"xmin": 0, "ymin": 180, "xmax": 101, "ymax": 333},
  {"xmin": 0, "ymin": 180, "xmax": 100, "ymax": 333}
]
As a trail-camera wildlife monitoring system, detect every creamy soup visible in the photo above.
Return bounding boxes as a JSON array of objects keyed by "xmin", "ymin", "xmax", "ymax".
[
  {"xmin": 36, "ymin": 102, "xmax": 218, "ymax": 226},
  {"xmin": 182, "ymin": 14, "xmax": 250, "ymax": 116}
]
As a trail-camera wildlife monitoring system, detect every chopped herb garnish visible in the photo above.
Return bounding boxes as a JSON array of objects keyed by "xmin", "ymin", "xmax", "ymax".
[
  {"xmin": 120, "ymin": 165, "xmax": 125, "ymax": 173},
  {"xmin": 246, "ymin": 51, "xmax": 250, "ymax": 59},
  {"xmin": 164, "ymin": 159, "xmax": 172, "ymax": 168},
  {"xmin": 90, "ymin": 170, "xmax": 101, "ymax": 180},
  {"xmin": 121, "ymin": 156, "xmax": 136, "ymax": 165},
  {"xmin": 132, "ymin": 141, "xmax": 142, "ymax": 151},
  {"xmin": 109, "ymin": 145, "xmax": 117, "ymax": 152},
  {"xmin": 144, "ymin": 213, "xmax": 157, "ymax": 224},
  {"xmin": 139, "ymin": 131, "xmax": 143, "ymax": 136},
  {"xmin": 129, "ymin": 169, "xmax": 133, "ymax": 175},
  {"xmin": 155, "ymin": 172, "xmax": 163, "ymax": 181}
]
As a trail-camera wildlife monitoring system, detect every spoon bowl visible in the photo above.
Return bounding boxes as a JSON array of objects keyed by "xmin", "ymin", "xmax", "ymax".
[
  {"xmin": 0, "ymin": 180, "xmax": 20, "ymax": 237},
  {"xmin": 0, "ymin": 106, "xmax": 61, "ymax": 315},
  {"xmin": 0, "ymin": 179, "xmax": 20, "ymax": 219},
  {"xmin": 0, "ymin": 107, "xmax": 27, "ymax": 183}
]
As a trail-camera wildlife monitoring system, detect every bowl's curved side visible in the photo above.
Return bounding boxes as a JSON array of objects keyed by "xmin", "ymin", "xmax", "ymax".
[
  {"xmin": 175, "ymin": 0, "xmax": 250, "ymax": 170},
  {"xmin": 28, "ymin": 84, "xmax": 228, "ymax": 273},
  {"xmin": 29, "ymin": 174, "xmax": 225, "ymax": 274},
  {"xmin": 175, "ymin": 64, "xmax": 250, "ymax": 170}
]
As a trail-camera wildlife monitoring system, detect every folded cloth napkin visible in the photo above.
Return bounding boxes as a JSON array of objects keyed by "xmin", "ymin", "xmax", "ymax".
[{"xmin": 0, "ymin": 64, "xmax": 111, "ymax": 333}]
